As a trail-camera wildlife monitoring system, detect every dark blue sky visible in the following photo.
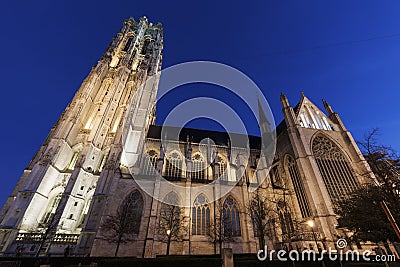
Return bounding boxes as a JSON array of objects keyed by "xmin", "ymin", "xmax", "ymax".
[{"xmin": 1, "ymin": 0, "xmax": 400, "ymax": 207}]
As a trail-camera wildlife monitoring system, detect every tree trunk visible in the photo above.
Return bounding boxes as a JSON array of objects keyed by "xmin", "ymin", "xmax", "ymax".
[
  {"xmin": 166, "ymin": 235, "xmax": 171, "ymax": 255},
  {"xmin": 259, "ymin": 235, "xmax": 265, "ymax": 252},
  {"xmin": 115, "ymin": 234, "xmax": 123, "ymax": 257}
]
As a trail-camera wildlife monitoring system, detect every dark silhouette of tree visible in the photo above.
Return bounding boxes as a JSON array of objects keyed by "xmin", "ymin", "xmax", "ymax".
[
  {"xmin": 101, "ymin": 191, "xmax": 143, "ymax": 256},
  {"xmin": 335, "ymin": 184, "xmax": 400, "ymax": 243},
  {"xmin": 208, "ymin": 196, "xmax": 243, "ymax": 255},
  {"xmin": 247, "ymin": 188, "xmax": 300, "ymax": 253},
  {"xmin": 208, "ymin": 199, "xmax": 232, "ymax": 255},
  {"xmin": 357, "ymin": 128, "xmax": 400, "ymax": 193},
  {"xmin": 246, "ymin": 190, "xmax": 275, "ymax": 250},
  {"xmin": 335, "ymin": 129, "xmax": 400, "ymax": 250},
  {"xmin": 33, "ymin": 194, "xmax": 63, "ymax": 258},
  {"xmin": 157, "ymin": 202, "xmax": 187, "ymax": 255}
]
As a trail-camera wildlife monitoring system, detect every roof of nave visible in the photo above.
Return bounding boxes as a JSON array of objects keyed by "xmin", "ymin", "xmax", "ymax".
[
  {"xmin": 147, "ymin": 125, "xmax": 263, "ymax": 149},
  {"xmin": 147, "ymin": 95, "xmax": 321, "ymax": 146}
]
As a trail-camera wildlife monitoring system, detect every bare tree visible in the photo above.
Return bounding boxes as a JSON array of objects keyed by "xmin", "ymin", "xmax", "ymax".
[
  {"xmin": 278, "ymin": 190, "xmax": 303, "ymax": 251},
  {"xmin": 208, "ymin": 199, "xmax": 235, "ymax": 255},
  {"xmin": 333, "ymin": 129, "xmax": 400, "ymax": 251},
  {"xmin": 357, "ymin": 128, "xmax": 400, "ymax": 190},
  {"xmin": 33, "ymin": 195, "xmax": 64, "ymax": 257},
  {"xmin": 246, "ymin": 189, "xmax": 275, "ymax": 250},
  {"xmin": 101, "ymin": 192, "xmax": 143, "ymax": 256},
  {"xmin": 157, "ymin": 203, "xmax": 187, "ymax": 255}
]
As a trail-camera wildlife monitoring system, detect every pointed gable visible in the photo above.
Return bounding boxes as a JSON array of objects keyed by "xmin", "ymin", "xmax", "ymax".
[{"xmin": 295, "ymin": 92, "xmax": 334, "ymax": 131}]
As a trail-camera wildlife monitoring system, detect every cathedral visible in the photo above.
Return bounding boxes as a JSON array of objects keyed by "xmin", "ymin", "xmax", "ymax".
[{"xmin": 0, "ymin": 17, "xmax": 374, "ymax": 258}]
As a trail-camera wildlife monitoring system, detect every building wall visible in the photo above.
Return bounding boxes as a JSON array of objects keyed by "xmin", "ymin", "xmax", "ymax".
[
  {"xmin": 0, "ymin": 17, "xmax": 374, "ymax": 258},
  {"xmin": 0, "ymin": 17, "xmax": 163, "ymax": 257}
]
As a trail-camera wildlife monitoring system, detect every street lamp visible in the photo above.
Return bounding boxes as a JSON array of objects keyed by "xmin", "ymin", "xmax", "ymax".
[
  {"xmin": 166, "ymin": 229, "xmax": 171, "ymax": 255},
  {"xmin": 307, "ymin": 220, "xmax": 319, "ymax": 252}
]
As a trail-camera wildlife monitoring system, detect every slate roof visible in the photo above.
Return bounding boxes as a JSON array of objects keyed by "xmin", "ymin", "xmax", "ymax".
[{"xmin": 147, "ymin": 125, "xmax": 262, "ymax": 149}]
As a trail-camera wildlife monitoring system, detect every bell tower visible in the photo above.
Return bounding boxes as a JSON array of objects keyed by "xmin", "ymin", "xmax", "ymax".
[{"xmin": 0, "ymin": 17, "xmax": 163, "ymax": 256}]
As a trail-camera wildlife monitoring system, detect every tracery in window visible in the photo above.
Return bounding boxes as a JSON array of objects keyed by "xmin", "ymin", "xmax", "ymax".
[
  {"xmin": 192, "ymin": 194, "xmax": 210, "ymax": 235},
  {"xmin": 142, "ymin": 150, "xmax": 158, "ymax": 176},
  {"xmin": 218, "ymin": 156, "xmax": 228, "ymax": 181},
  {"xmin": 191, "ymin": 154, "xmax": 206, "ymax": 180},
  {"xmin": 269, "ymin": 165, "xmax": 283, "ymax": 188},
  {"xmin": 277, "ymin": 201, "xmax": 295, "ymax": 235},
  {"xmin": 251, "ymin": 210, "xmax": 260, "ymax": 237},
  {"xmin": 118, "ymin": 191, "xmax": 144, "ymax": 234},
  {"xmin": 286, "ymin": 155, "xmax": 312, "ymax": 218},
  {"xmin": 159, "ymin": 192, "xmax": 181, "ymax": 237},
  {"xmin": 298, "ymin": 104, "xmax": 333, "ymax": 131},
  {"xmin": 312, "ymin": 136, "xmax": 359, "ymax": 201},
  {"xmin": 165, "ymin": 152, "xmax": 183, "ymax": 179},
  {"xmin": 223, "ymin": 196, "xmax": 241, "ymax": 237}
]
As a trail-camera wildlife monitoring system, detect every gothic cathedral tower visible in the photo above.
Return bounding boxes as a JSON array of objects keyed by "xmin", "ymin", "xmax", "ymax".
[{"xmin": 0, "ymin": 17, "xmax": 163, "ymax": 256}]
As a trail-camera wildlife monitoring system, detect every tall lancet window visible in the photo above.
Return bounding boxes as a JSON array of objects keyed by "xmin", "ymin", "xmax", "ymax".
[
  {"xmin": 78, "ymin": 196, "xmax": 92, "ymax": 228},
  {"xmin": 42, "ymin": 193, "xmax": 62, "ymax": 225},
  {"xmin": 120, "ymin": 191, "xmax": 144, "ymax": 234},
  {"xmin": 123, "ymin": 37, "xmax": 133, "ymax": 52},
  {"xmin": 286, "ymin": 155, "xmax": 312, "ymax": 218},
  {"xmin": 312, "ymin": 136, "xmax": 359, "ymax": 201},
  {"xmin": 218, "ymin": 156, "xmax": 228, "ymax": 181},
  {"xmin": 192, "ymin": 154, "xmax": 206, "ymax": 180},
  {"xmin": 165, "ymin": 152, "xmax": 183, "ymax": 179},
  {"xmin": 192, "ymin": 194, "xmax": 210, "ymax": 235},
  {"xmin": 143, "ymin": 150, "xmax": 158, "ymax": 176},
  {"xmin": 67, "ymin": 151, "xmax": 80, "ymax": 170},
  {"xmin": 277, "ymin": 201, "xmax": 295, "ymax": 236},
  {"xmin": 103, "ymin": 191, "xmax": 144, "ymax": 236},
  {"xmin": 223, "ymin": 196, "xmax": 241, "ymax": 237}
]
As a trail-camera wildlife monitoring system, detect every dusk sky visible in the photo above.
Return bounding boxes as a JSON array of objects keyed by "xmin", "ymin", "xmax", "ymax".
[{"xmin": 1, "ymin": 0, "xmax": 400, "ymax": 207}]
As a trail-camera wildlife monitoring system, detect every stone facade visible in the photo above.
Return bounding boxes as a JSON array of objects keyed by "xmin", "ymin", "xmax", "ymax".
[{"xmin": 0, "ymin": 17, "xmax": 374, "ymax": 258}]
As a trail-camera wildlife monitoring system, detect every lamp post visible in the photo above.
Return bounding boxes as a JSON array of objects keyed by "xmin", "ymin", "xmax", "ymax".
[
  {"xmin": 166, "ymin": 229, "xmax": 171, "ymax": 255},
  {"xmin": 307, "ymin": 220, "xmax": 319, "ymax": 253}
]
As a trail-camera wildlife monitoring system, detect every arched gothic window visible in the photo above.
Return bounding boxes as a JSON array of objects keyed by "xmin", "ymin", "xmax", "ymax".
[
  {"xmin": 163, "ymin": 191, "xmax": 180, "ymax": 206},
  {"xmin": 192, "ymin": 194, "xmax": 210, "ymax": 235},
  {"xmin": 159, "ymin": 192, "xmax": 181, "ymax": 237},
  {"xmin": 223, "ymin": 196, "xmax": 241, "ymax": 237},
  {"xmin": 312, "ymin": 136, "xmax": 359, "ymax": 201},
  {"xmin": 192, "ymin": 154, "xmax": 206, "ymax": 180},
  {"xmin": 277, "ymin": 201, "xmax": 295, "ymax": 236},
  {"xmin": 119, "ymin": 191, "xmax": 144, "ymax": 234},
  {"xmin": 269, "ymin": 165, "xmax": 283, "ymax": 188},
  {"xmin": 286, "ymin": 155, "xmax": 311, "ymax": 218},
  {"xmin": 123, "ymin": 37, "xmax": 133, "ymax": 52},
  {"xmin": 42, "ymin": 193, "xmax": 62, "ymax": 225},
  {"xmin": 251, "ymin": 210, "xmax": 260, "ymax": 237},
  {"xmin": 143, "ymin": 150, "xmax": 158, "ymax": 176},
  {"xmin": 141, "ymin": 38, "xmax": 150, "ymax": 54},
  {"xmin": 165, "ymin": 152, "xmax": 183, "ymax": 179},
  {"xmin": 299, "ymin": 104, "xmax": 332, "ymax": 131},
  {"xmin": 279, "ymin": 211, "xmax": 294, "ymax": 235},
  {"xmin": 218, "ymin": 156, "xmax": 228, "ymax": 181}
]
